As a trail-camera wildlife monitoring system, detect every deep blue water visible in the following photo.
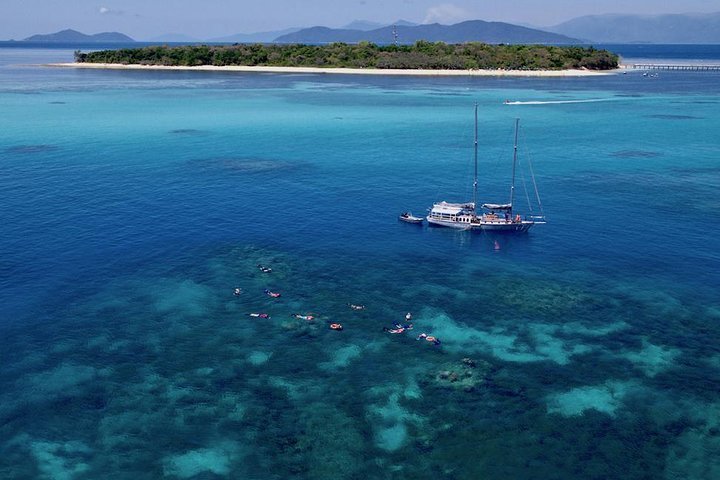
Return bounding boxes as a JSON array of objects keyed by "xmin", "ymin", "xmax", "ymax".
[
  {"xmin": 1, "ymin": 46, "xmax": 719, "ymax": 479},
  {"xmin": 603, "ymin": 43, "xmax": 720, "ymax": 63}
]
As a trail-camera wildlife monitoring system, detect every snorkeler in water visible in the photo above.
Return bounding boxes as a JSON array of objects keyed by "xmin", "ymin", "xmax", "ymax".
[
  {"xmin": 257, "ymin": 264, "xmax": 273, "ymax": 273},
  {"xmin": 233, "ymin": 288, "xmax": 242, "ymax": 296},
  {"xmin": 383, "ymin": 326, "xmax": 405, "ymax": 334},
  {"xmin": 291, "ymin": 313, "xmax": 315, "ymax": 321},
  {"xmin": 247, "ymin": 313, "xmax": 270, "ymax": 319},
  {"xmin": 383, "ymin": 323, "xmax": 412, "ymax": 334},
  {"xmin": 416, "ymin": 333, "xmax": 441, "ymax": 345},
  {"xmin": 264, "ymin": 289, "xmax": 281, "ymax": 298},
  {"xmin": 348, "ymin": 303, "xmax": 365, "ymax": 310}
]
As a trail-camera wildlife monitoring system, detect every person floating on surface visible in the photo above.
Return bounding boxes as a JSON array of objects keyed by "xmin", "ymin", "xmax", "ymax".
[
  {"xmin": 383, "ymin": 323, "xmax": 412, "ymax": 334},
  {"xmin": 233, "ymin": 288, "xmax": 242, "ymax": 296},
  {"xmin": 383, "ymin": 326, "xmax": 405, "ymax": 334},
  {"xmin": 292, "ymin": 313, "xmax": 315, "ymax": 321},
  {"xmin": 257, "ymin": 264, "xmax": 273, "ymax": 273},
  {"xmin": 247, "ymin": 313, "xmax": 270, "ymax": 319},
  {"xmin": 264, "ymin": 289, "xmax": 281, "ymax": 298},
  {"xmin": 417, "ymin": 332, "xmax": 441, "ymax": 345},
  {"xmin": 348, "ymin": 304, "xmax": 365, "ymax": 310},
  {"xmin": 405, "ymin": 312, "xmax": 412, "ymax": 322}
]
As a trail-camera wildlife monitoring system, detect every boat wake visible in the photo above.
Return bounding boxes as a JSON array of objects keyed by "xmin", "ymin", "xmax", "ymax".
[{"xmin": 504, "ymin": 98, "xmax": 614, "ymax": 105}]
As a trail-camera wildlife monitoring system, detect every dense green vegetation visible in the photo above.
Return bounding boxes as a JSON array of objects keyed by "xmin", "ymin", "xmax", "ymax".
[{"xmin": 75, "ymin": 41, "xmax": 619, "ymax": 70}]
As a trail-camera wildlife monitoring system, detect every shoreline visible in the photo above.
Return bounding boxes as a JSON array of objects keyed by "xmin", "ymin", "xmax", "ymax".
[{"xmin": 46, "ymin": 62, "xmax": 619, "ymax": 77}]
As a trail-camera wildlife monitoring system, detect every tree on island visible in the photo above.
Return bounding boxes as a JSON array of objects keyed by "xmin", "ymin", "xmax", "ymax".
[{"xmin": 74, "ymin": 42, "xmax": 619, "ymax": 71}]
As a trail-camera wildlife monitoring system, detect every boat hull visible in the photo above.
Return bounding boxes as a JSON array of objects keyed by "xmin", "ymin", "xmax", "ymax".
[
  {"xmin": 426, "ymin": 217, "xmax": 472, "ymax": 230},
  {"xmin": 478, "ymin": 221, "xmax": 533, "ymax": 232},
  {"xmin": 427, "ymin": 216, "xmax": 534, "ymax": 232},
  {"xmin": 399, "ymin": 215, "xmax": 424, "ymax": 224}
]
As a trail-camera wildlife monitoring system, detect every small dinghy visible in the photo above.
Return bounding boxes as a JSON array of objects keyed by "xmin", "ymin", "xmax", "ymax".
[{"xmin": 399, "ymin": 212, "xmax": 424, "ymax": 224}]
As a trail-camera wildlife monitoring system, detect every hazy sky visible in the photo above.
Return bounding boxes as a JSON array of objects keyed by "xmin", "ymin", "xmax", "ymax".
[{"xmin": 2, "ymin": 0, "xmax": 720, "ymax": 40}]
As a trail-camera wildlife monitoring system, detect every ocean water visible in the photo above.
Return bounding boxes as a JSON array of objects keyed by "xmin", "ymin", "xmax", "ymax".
[{"xmin": 1, "ymin": 46, "xmax": 719, "ymax": 479}]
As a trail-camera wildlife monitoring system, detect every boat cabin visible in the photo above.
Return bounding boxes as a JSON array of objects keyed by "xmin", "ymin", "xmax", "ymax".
[
  {"xmin": 428, "ymin": 201, "xmax": 477, "ymax": 224},
  {"xmin": 481, "ymin": 203, "xmax": 521, "ymax": 223}
]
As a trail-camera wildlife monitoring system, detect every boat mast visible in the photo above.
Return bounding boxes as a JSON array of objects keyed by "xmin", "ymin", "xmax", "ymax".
[
  {"xmin": 473, "ymin": 103, "xmax": 478, "ymax": 213},
  {"xmin": 509, "ymin": 118, "xmax": 519, "ymax": 214}
]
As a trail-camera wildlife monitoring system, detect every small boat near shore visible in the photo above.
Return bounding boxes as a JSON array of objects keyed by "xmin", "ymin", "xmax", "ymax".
[
  {"xmin": 399, "ymin": 212, "xmax": 424, "ymax": 224},
  {"xmin": 427, "ymin": 104, "xmax": 545, "ymax": 232}
]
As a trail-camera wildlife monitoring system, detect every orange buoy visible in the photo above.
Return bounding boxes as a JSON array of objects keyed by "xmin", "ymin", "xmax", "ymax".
[
  {"xmin": 425, "ymin": 336, "xmax": 436, "ymax": 342},
  {"xmin": 330, "ymin": 323, "xmax": 343, "ymax": 331}
]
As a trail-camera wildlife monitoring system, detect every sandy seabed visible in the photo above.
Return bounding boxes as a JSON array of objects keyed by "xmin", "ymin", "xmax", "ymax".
[{"xmin": 47, "ymin": 62, "xmax": 619, "ymax": 77}]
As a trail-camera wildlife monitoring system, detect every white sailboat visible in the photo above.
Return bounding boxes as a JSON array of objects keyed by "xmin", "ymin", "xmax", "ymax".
[{"xmin": 426, "ymin": 104, "xmax": 545, "ymax": 232}]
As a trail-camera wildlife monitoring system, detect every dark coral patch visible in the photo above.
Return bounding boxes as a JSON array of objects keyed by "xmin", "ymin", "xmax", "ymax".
[
  {"xmin": 611, "ymin": 150, "xmax": 662, "ymax": 158},
  {"xmin": 169, "ymin": 129, "xmax": 204, "ymax": 135},
  {"xmin": 5, "ymin": 145, "xmax": 59, "ymax": 154},
  {"xmin": 645, "ymin": 114, "xmax": 700, "ymax": 120}
]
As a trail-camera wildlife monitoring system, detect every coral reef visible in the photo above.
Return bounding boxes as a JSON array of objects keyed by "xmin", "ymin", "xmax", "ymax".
[{"xmin": 426, "ymin": 357, "xmax": 493, "ymax": 392}]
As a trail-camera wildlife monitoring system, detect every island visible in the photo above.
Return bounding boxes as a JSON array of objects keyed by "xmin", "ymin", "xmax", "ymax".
[
  {"xmin": 25, "ymin": 28, "xmax": 134, "ymax": 43},
  {"xmin": 70, "ymin": 42, "xmax": 619, "ymax": 75}
]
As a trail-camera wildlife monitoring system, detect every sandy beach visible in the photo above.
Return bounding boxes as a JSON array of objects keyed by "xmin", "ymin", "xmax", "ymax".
[{"xmin": 47, "ymin": 62, "xmax": 618, "ymax": 77}]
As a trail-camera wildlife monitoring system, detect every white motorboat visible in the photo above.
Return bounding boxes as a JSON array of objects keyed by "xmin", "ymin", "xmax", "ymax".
[{"xmin": 399, "ymin": 212, "xmax": 424, "ymax": 224}]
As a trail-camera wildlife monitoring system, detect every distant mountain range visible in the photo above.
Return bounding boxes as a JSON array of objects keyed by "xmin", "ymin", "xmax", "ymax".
[
  {"xmin": 24, "ymin": 29, "xmax": 134, "ymax": 43},
  {"xmin": 208, "ymin": 20, "xmax": 417, "ymax": 43},
  {"xmin": 208, "ymin": 28, "xmax": 302, "ymax": 44},
  {"xmin": 18, "ymin": 13, "xmax": 720, "ymax": 45},
  {"xmin": 341, "ymin": 19, "xmax": 418, "ymax": 31},
  {"xmin": 548, "ymin": 12, "xmax": 720, "ymax": 44},
  {"xmin": 275, "ymin": 20, "xmax": 580, "ymax": 44}
]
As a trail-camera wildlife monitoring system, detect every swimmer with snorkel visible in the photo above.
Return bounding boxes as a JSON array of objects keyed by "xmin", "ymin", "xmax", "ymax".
[
  {"xmin": 417, "ymin": 333, "xmax": 441, "ymax": 345},
  {"xmin": 383, "ymin": 322, "xmax": 413, "ymax": 334}
]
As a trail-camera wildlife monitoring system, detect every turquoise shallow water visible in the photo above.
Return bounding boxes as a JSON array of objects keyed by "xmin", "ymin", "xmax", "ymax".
[{"xmin": 1, "ymin": 47, "xmax": 719, "ymax": 479}]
